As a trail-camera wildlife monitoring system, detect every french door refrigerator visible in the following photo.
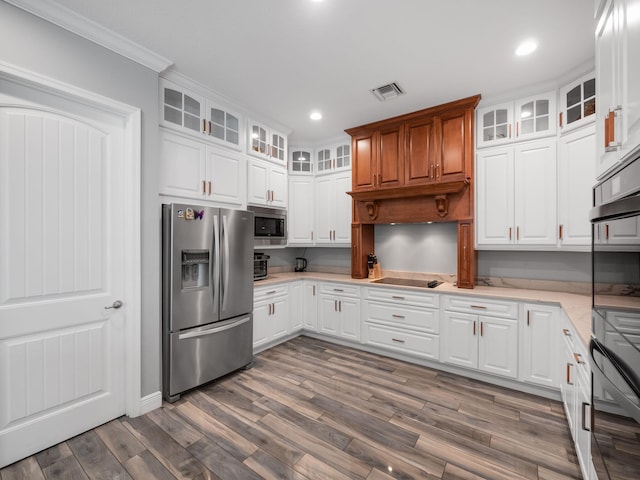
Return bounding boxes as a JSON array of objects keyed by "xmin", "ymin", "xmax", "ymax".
[{"xmin": 162, "ymin": 203, "xmax": 254, "ymax": 402}]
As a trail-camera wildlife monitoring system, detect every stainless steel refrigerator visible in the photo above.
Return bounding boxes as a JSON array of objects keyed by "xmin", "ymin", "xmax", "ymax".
[{"xmin": 162, "ymin": 203, "xmax": 254, "ymax": 402}]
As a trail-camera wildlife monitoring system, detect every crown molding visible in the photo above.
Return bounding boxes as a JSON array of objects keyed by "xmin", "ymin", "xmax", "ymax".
[{"xmin": 5, "ymin": 0, "xmax": 173, "ymax": 73}]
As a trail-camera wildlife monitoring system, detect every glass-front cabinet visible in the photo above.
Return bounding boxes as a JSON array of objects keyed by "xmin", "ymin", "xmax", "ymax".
[
  {"xmin": 476, "ymin": 91, "xmax": 557, "ymax": 148},
  {"xmin": 289, "ymin": 148, "xmax": 313, "ymax": 174},
  {"xmin": 248, "ymin": 119, "xmax": 287, "ymax": 164},
  {"xmin": 161, "ymin": 79, "xmax": 205, "ymax": 134},
  {"xmin": 560, "ymin": 72, "xmax": 596, "ymax": 132},
  {"xmin": 206, "ymin": 102, "xmax": 241, "ymax": 149},
  {"xmin": 315, "ymin": 140, "xmax": 351, "ymax": 173}
]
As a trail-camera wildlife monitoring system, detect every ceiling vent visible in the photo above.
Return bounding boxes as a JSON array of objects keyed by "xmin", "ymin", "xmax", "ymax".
[{"xmin": 370, "ymin": 82, "xmax": 405, "ymax": 101}]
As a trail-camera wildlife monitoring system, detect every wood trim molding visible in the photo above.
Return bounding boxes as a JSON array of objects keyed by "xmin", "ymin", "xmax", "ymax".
[
  {"xmin": 348, "ymin": 179, "xmax": 468, "ymax": 202},
  {"xmin": 5, "ymin": 0, "xmax": 174, "ymax": 73}
]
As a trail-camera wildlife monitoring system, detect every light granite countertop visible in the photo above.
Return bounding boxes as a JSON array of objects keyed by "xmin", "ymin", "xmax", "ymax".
[{"xmin": 254, "ymin": 272, "xmax": 592, "ymax": 347}]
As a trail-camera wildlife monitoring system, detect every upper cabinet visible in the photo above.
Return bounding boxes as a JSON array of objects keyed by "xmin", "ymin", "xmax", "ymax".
[
  {"xmin": 160, "ymin": 78, "xmax": 243, "ymax": 151},
  {"xmin": 476, "ymin": 91, "xmax": 557, "ymax": 148},
  {"xmin": 316, "ymin": 141, "xmax": 352, "ymax": 174},
  {"xmin": 559, "ymin": 73, "xmax": 596, "ymax": 133},
  {"xmin": 348, "ymin": 96, "xmax": 478, "ymax": 195},
  {"xmin": 248, "ymin": 119, "xmax": 287, "ymax": 164},
  {"xmin": 596, "ymin": 0, "xmax": 640, "ymax": 178},
  {"xmin": 289, "ymin": 147, "xmax": 314, "ymax": 174}
]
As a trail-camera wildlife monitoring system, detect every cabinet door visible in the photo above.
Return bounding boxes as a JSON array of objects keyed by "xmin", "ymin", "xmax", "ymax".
[
  {"xmin": 270, "ymin": 130, "xmax": 287, "ymax": 164},
  {"xmin": 302, "ymin": 282, "xmax": 318, "ymax": 331},
  {"xmin": 575, "ymin": 367, "xmax": 592, "ymax": 480},
  {"xmin": 160, "ymin": 133, "xmax": 206, "ymax": 199},
  {"xmin": 161, "ymin": 81, "xmax": 205, "ymax": 134},
  {"xmin": 439, "ymin": 110, "xmax": 469, "ymax": 182},
  {"xmin": 289, "ymin": 148, "xmax": 313, "ymax": 174},
  {"xmin": 271, "ymin": 297, "xmax": 289, "ymax": 339},
  {"xmin": 558, "ymin": 125, "xmax": 596, "ymax": 247},
  {"xmin": 315, "ymin": 175, "xmax": 333, "ymax": 244},
  {"xmin": 288, "ymin": 177, "xmax": 315, "ymax": 244},
  {"xmin": 561, "ymin": 336, "xmax": 577, "ymax": 439},
  {"xmin": 205, "ymin": 102, "xmax": 241, "ymax": 150},
  {"xmin": 620, "ymin": 0, "xmax": 640, "ymax": 159},
  {"xmin": 352, "ymin": 133, "xmax": 376, "ymax": 191},
  {"xmin": 378, "ymin": 123, "xmax": 404, "ymax": 188},
  {"xmin": 253, "ymin": 301, "xmax": 270, "ymax": 349},
  {"xmin": 249, "ymin": 121, "xmax": 268, "ymax": 158},
  {"xmin": 205, "ymin": 147, "xmax": 243, "ymax": 205},
  {"xmin": 289, "ymin": 282, "xmax": 303, "ymax": 333},
  {"xmin": 596, "ymin": 2, "xmax": 620, "ymax": 176},
  {"xmin": 338, "ymin": 298, "xmax": 361, "ymax": 341},
  {"xmin": 269, "ymin": 165, "xmax": 287, "ymax": 208},
  {"xmin": 514, "ymin": 139, "xmax": 557, "ymax": 245},
  {"xmin": 476, "ymin": 147, "xmax": 514, "ymax": 245},
  {"xmin": 442, "ymin": 311, "xmax": 478, "ymax": 369},
  {"xmin": 319, "ymin": 295, "xmax": 339, "ymax": 335},
  {"xmin": 602, "ymin": 216, "xmax": 640, "ymax": 243},
  {"xmin": 333, "ymin": 173, "xmax": 352, "ymax": 244},
  {"xmin": 405, "ymin": 116, "xmax": 436, "ymax": 186},
  {"xmin": 247, "ymin": 159, "xmax": 269, "ymax": 205},
  {"xmin": 334, "ymin": 143, "xmax": 351, "ymax": 170},
  {"xmin": 477, "ymin": 102, "xmax": 513, "ymax": 148},
  {"xmin": 560, "ymin": 73, "xmax": 597, "ymax": 133},
  {"xmin": 514, "ymin": 91, "xmax": 557, "ymax": 141},
  {"xmin": 478, "ymin": 316, "xmax": 518, "ymax": 379},
  {"xmin": 522, "ymin": 304, "xmax": 559, "ymax": 388}
]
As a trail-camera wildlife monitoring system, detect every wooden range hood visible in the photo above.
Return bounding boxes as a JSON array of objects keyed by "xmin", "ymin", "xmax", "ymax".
[{"xmin": 345, "ymin": 94, "xmax": 481, "ymax": 288}]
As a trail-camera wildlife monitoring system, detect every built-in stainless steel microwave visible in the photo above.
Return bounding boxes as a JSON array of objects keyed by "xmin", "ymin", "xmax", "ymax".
[{"xmin": 248, "ymin": 206, "xmax": 286, "ymax": 246}]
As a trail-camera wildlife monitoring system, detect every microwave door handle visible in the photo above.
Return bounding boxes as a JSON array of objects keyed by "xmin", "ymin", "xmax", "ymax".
[
  {"xmin": 221, "ymin": 214, "xmax": 230, "ymax": 310},
  {"xmin": 590, "ymin": 338, "xmax": 640, "ymax": 424}
]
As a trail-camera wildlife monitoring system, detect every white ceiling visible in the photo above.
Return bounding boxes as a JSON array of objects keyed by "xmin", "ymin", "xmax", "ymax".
[{"xmin": 44, "ymin": 0, "xmax": 595, "ymax": 145}]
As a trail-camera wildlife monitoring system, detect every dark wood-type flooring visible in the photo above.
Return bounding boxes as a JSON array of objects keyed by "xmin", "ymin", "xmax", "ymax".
[{"xmin": 1, "ymin": 336, "xmax": 582, "ymax": 480}]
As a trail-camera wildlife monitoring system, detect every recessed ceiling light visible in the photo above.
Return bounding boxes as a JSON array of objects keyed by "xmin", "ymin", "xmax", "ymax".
[
  {"xmin": 310, "ymin": 111, "xmax": 322, "ymax": 120},
  {"xmin": 515, "ymin": 39, "xmax": 537, "ymax": 56}
]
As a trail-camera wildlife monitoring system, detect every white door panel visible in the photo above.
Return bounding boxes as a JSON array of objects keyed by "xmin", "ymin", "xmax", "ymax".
[{"xmin": 0, "ymin": 89, "xmax": 128, "ymax": 467}]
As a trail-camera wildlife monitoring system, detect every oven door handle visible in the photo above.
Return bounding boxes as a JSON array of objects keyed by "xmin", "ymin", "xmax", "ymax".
[{"xmin": 590, "ymin": 337, "xmax": 640, "ymax": 424}]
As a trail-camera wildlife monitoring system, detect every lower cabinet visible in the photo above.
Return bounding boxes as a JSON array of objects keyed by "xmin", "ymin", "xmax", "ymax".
[
  {"xmin": 560, "ymin": 316, "xmax": 592, "ymax": 480},
  {"xmin": 290, "ymin": 280, "xmax": 318, "ymax": 333},
  {"xmin": 253, "ymin": 284, "xmax": 289, "ymax": 350},
  {"xmin": 521, "ymin": 303, "xmax": 559, "ymax": 388},
  {"xmin": 318, "ymin": 282, "xmax": 361, "ymax": 341},
  {"xmin": 441, "ymin": 296, "xmax": 519, "ymax": 379},
  {"xmin": 362, "ymin": 286, "xmax": 440, "ymax": 360}
]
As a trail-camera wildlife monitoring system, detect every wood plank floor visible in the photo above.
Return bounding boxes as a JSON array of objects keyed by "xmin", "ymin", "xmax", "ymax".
[{"xmin": 1, "ymin": 336, "xmax": 582, "ymax": 480}]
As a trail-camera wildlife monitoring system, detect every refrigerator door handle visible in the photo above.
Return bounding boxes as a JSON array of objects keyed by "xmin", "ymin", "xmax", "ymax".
[
  {"xmin": 178, "ymin": 316, "xmax": 251, "ymax": 340},
  {"xmin": 213, "ymin": 214, "xmax": 221, "ymax": 309},
  {"xmin": 221, "ymin": 214, "xmax": 230, "ymax": 310}
]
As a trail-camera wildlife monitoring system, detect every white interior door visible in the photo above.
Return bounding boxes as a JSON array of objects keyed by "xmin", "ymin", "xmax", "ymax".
[{"xmin": 0, "ymin": 84, "xmax": 129, "ymax": 467}]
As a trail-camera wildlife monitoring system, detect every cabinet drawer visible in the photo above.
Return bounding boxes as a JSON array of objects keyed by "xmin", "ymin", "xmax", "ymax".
[
  {"xmin": 318, "ymin": 282, "xmax": 360, "ymax": 298},
  {"xmin": 363, "ymin": 323, "xmax": 439, "ymax": 360},
  {"xmin": 365, "ymin": 301, "xmax": 439, "ymax": 334},
  {"xmin": 254, "ymin": 284, "xmax": 289, "ymax": 302},
  {"xmin": 442, "ymin": 295, "xmax": 518, "ymax": 319},
  {"xmin": 364, "ymin": 286, "xmax": 439, "ymax": 308}
]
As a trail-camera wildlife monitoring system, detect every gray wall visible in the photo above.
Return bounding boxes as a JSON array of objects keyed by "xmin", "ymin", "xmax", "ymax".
[{"xmin": 0, "ymin": 3, "xmax": 161, "ymax": 396}]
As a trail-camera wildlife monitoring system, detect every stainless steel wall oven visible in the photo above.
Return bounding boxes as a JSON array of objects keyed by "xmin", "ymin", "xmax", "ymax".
[{"xmin": 590, "ymin": 154, "xmax": 640, "ymax": 479}]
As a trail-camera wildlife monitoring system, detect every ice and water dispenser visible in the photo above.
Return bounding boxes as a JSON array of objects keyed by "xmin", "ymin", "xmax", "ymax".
[{"xmin": 181, "ymin": 250, "xmax": 210, "ymax": 289}]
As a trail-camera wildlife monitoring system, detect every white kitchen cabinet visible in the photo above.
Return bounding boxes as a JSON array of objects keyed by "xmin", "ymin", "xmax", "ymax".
[
  {"xmin": 521, "ymin": 304, "xmax": 559, "ymax": 388},
  {"xmin": 247, "ymin": 158, "xmax": 287, "ymax": 209},
  {"xmin": 160, "ymin": 79, "xmax": 244, "ymax": 150},
  {"xmin": 315, "ymin": 172, "xmax": 351, "ymax": 245},
  {"xmin": 160, "ymin": 78, "xmax": 206, "ymax": 135},
  {"xmin": 560, "ymin": 318, "xmax": 592, "ymax": 480},
  {"xmin": 316, "ymin": 140, "xmax": 352, "ymax": 173},
  {"xmin": 288, "ymin": 176, "xmax": 315, "ymax": 245},
  {"xmin": 289, "ymin": 147, "xmax": 314, "ymax": 174},
  {"xmin": 289, "ymin": 281, "xmax": 303, "ymax": 333},
  {"xmin": 302, "ymin": 281, "xmax": 318, "ymax": 332},
  {"xmin": 558, "ymin": 125, "xmax": 596, "ymax": 248},
  {"xmin": 248, "ymin": 119, "xmax": 287, "ymax": 165},
  {"xmin": 318, "ymin": 282, "xmax": 361, "ymax": 342},
  {"xmin": 362, "ymin": 286, "xmax": 440, "ymax": 361},
  {"xmin": 476, "ymin": 91, "xmax": 556, "ymax": 148},
  {"xmin": 253, "ymin": 284, "xmax": 290, "ymax": 351},
  {"xmin": 559, "ymin": 72, "xmax": 596, "ymax": 133},
  {"xmin": 442, "ymin": 296, "xmax": 519, "ymax": 379},
  {"xmin": 476, "ymin": 138, "xmax": 557, "ymax": 248},
  {"xmin": 594, "ymin": 216, "xmax": 640, "ymax": 245},
  {"xmin": 160, "ymin": 131, "xmax": 243, "ymax": 205},
  {"xmin": 596, "ymin": 0, "xmax": 640, "ymax": 178}
]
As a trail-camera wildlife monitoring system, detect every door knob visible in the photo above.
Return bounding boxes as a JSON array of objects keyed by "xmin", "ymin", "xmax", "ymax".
[{"xmin": 105, "ymin": 300, "xmax": 123, "ymax": 310}]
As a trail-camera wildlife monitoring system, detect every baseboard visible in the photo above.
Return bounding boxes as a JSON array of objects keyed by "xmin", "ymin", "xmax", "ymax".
[{"xmin": 139, "ymin": 391, "xmax": 162, "ymax": 415}]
